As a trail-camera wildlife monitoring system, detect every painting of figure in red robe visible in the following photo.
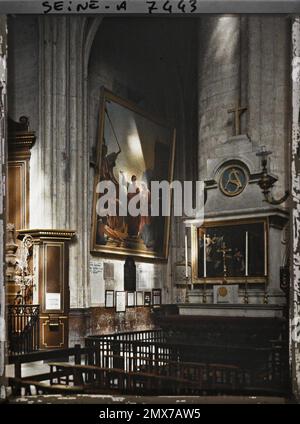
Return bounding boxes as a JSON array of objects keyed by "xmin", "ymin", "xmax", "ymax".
[{"xmin": 91, "ymin": 88, "xmax": 176, "ymax": 260}]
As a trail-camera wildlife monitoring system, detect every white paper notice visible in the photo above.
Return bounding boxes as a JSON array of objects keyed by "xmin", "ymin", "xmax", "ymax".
[
  {"xmin": 46, "ymin": 293, "xmax": 61, "ymax": 310},
  {"xmin": 116, "ymin": 291, "xmax": 126, "ymax": 312},
  {"xmin": 90, "ymin": 260, "xmax": 104, "ymax": 305},
  {"xmin": 136, "ymin": 264, "xmax": 152, "ymax": 289}
]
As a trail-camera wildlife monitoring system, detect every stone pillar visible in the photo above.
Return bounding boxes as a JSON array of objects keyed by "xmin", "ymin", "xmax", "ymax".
[
  {"xmin": 247, "ymin": 16, "xmax": 290, "ymax": 199},
  {"xmin": 0, "ymin": 15, "xmax": 7, "ymax": 401},
  {"xmin": 291, "ymin": 17, "xmax": 300, "ymax": 401},
  {"xmin": 198, "ymin": 16, "xmax": 241, "ymax": 180},
  {"xmin": 34, "ymin": 17, "xmax": 102, "ymax": 309}
]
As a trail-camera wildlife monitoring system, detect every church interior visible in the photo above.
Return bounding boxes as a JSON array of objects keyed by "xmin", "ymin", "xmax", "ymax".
[{"xmin": 0, "ymin": 14, "xmax": 300, "ymax": 404}]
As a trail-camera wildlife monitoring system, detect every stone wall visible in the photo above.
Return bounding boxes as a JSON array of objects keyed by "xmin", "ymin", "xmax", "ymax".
[
  {"xmin": 198, "ymin": 16, "xmax": 290, "ymax": 196},
  {"xmin": 198, "ymin": 16, "xmax": 241, "ymax": 180},
  {"xmin": 196, "ymin": 16, "xmax": 290, "ymax": 304},
  {"xmin": 7, "ymin": 16, "xmax": 38, "ymax": 131},
  {"xmin": 6, "ymin": 16, "xmax": 198, "ymax": 317},
  {"xmin": 87, "ymin": 18, "xmax": 198, "ymax": 310},
  {"xmin": 69, "ymin": 307, "xmax": 154, "ymax": 346}
]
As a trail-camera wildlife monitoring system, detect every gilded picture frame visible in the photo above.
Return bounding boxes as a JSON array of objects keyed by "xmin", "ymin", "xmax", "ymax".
[
  {"xmin": 191, "ymin": 218, "xmax": 269, "ymax": 285},
  {"xmin": 91, "ymin": 87, "xmax": 176, "ymax": 261}
]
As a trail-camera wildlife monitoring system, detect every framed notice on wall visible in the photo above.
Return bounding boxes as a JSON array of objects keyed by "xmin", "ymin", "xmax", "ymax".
[
  {"xmin": 116, "ymin": 291, "xmax": 126, "ymax": 312},
  {"xmin": 136, "ymin": 291, "xmax": 144, "ymax": 306},
  {"xmin": 144, "ymin": 291, "xmax": 151, "ymax": 306},
  {"xmin": 152, "ymin": 289, "xmax": 162, "ymax": 306},
  {"xmin": 105, "ymin": 290, "xmax": 114, "ymax": 308},
  {"xmin": 45, "ymin": 293, "xmax": 61, "ymax": 310},
  {"xmin": 127, "ymin": 292, "xmax": 135, "ymax": 307}
]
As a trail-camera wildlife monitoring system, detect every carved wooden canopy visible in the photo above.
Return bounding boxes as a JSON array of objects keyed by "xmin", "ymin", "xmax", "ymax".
[{"xmin": 8, "ymin": 116, "xmax": 36, "ymax": 160}]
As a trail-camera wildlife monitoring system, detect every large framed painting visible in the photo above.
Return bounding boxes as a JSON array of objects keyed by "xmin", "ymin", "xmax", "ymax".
[
  {"xmin": 191, "ymin": 218, "xmax": 268, "ymax": 284},
  {"xmin": 91, "ymin": 88, "xmax": 176, "ymax": 260}
]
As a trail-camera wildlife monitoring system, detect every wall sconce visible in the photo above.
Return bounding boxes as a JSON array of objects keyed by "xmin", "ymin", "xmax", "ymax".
[{"xmin": 256, "ymin": 146, "xmax": 289, "ymax": 205}]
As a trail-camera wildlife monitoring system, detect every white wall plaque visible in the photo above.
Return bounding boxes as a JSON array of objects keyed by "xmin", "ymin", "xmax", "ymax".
[
  {"xmin": 104, "ymin": 262, "xmax": 114, "ymax": 280},
  {"xmin": 213, "ymin": 285, "xmax": 239, "ymax": 304}
]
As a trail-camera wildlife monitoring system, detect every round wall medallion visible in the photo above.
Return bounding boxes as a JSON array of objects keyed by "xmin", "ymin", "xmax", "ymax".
[
  {"xmin": 219, "ymin": 164, "xmax": 248, "ymax": 197},
  {"xmin": 218, "ymin": 286, "xmax": 228, "ymax": 297}
]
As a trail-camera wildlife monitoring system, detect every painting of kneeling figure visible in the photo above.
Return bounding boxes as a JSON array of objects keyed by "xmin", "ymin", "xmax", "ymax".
[{"xmin": 91, "ymin": 87, "xmax": 176, "ymax": 260}]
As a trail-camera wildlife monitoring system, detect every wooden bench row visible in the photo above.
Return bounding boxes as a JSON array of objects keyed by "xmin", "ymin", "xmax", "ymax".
[
  {"xmin": 9, "ymin": 363, "xmax": 200, "ymax": 396},
  {"xmin": 85, "ymin": 352, "xmax": 248, "ymax": 387},
  {"xmin": 8, "ymin": 342, "xmax": 286, "ymax": 396},
  {"xmin": 48, "ymin": 362, "xmax": 201, "ymax": 395}
]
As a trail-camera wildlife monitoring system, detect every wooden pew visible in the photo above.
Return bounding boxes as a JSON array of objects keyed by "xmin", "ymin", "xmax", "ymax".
[
  {"xmin": 89, "ymin": 352, "xmax": 243, "ymax": 391},
  {"xmin": 48, "ymin": 362, "xmax": 200, "ymax": 395},
  {"xmin": 9, "ymin": 377, "xmax": 87, "ymax": 395}
]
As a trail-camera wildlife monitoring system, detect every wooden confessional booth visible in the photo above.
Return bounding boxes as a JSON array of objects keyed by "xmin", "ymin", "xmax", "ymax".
[{"xmin": 6, "ymin": 117, "xmax": 75, "ymax": 352}]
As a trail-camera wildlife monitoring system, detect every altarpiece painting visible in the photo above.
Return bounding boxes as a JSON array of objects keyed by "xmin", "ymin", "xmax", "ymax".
[{"xmin": 193, "ymin": 219, "xmax": 268, "ymax": 284}]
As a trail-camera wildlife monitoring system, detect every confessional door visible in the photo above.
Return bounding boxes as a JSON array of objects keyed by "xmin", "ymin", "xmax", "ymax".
[
  {"xmin": 19, "ymin": 230, "xmax": 75, "ymax": 349},
  {"xmin": 39, "ymin": 239, "xmax": 69, "ymax": 349}
]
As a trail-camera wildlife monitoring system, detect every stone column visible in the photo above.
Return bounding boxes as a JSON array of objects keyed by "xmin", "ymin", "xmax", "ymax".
[
  {"xmin": 198, "ymin": 16, "xmax": 241, "ymax": 180},
  {"xmin": 291, "ymin": 17, "xmax": 300, "ymax": 401},
  {"xmin": 34, "ymin": 16, "xmax": 102, "ymax": 309},
  {"xmin": 248, "ymin": 16, "xmax": 290, "ymax": 198},
  {"xmin": 0, "ymin": 15, "xmax": 7, "ymax": 401}
]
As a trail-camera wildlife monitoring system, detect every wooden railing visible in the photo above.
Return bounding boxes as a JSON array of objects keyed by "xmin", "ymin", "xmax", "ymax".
[
  {"xmin": 85, "ymin": 333, "xmax": 289, "ymax": 395},
  {"xmin": 7, "ymin": 304, "xmax": 40, "ymax": 355},
  {"xmin": 8, "ymin": 345, "xmax": 84, "ymax": 395},
  {"xmin": 8, "ymin": 346, "xmax": 249, "ymax": 396},
  {"xmin": 8, "ymin": 329, "xmax": 290, "ymax": 397},
  {"xmin": 92, "ymin": 329, "xmax": 165, "ymax": 343}
]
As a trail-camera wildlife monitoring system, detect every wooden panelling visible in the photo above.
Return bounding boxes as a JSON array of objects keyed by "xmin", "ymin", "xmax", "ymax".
[
  {"xmin": 18, "ymin": 230, "xmax": 75, "ymax": 350},
  {"xmin": 7, "ymin": 116, "xmax": 35, "ymax": 231},
  {"xmin": 41, "ymin": 317, "xmax": 68, "ymax": 349},
  {"xmin": 38, "ymin": 241, "xmax": 68, "ymax": 315},
  {"xmin": 8, "ymin": 161, "xmax": 28, "ymax": 230},
  {"xmin": 6, "ymin": 117, "xmax": 35, "ymax": 306},
  {"xmin": 45, "ymin": 244, "xmax": 63, "ymax": 295}
]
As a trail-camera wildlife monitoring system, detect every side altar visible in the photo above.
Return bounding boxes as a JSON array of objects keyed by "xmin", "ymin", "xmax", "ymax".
[{"xmin": 180, "ymin": 113, "xmax": 289, "ymax": 314}]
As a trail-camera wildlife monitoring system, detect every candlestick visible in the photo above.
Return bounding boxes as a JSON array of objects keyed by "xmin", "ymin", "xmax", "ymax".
[
  {"xmin": 203, "ymin": 233, "xmax": 207, "ymax": 278},
  {"xmin": 185, "ymin": 229, "xmax": 188, "ymax": 279},
  {"xmin": 243, "ymin": 278, "xmax": 249, "ymax": 304},
  {"xmin": 245, "ymin": 231, "xmax": 248, "ymax": 277},
  {"xmin": 264, "ymin": 229, "xmax": 267, "ymax": 276}
]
